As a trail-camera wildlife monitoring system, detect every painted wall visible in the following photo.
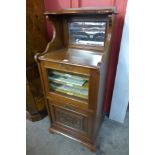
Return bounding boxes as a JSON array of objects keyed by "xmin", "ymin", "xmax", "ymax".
[
  {"xmin": 80, "ymin": 0, "xmax": 113, "ymax": 6},
  {"xmin": 109, "ymin": 2, "xmax": 129, "ymax": 123},
  {"xmin": 43, "ymin": 0, "xmax": 127, "ymax": 113}
]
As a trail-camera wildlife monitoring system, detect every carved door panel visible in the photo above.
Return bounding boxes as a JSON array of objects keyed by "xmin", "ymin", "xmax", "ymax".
[
  {"xmin": 49, "ymin": 104, "xmax": 92, "ymax": 135},
  {"xmin": 55, "ymin": 107, "xmax": 88, "ymax": 132}
]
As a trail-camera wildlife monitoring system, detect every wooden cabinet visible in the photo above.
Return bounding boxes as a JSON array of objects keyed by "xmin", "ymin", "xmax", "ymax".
[
  {"xmin": 35, "ymin": 7, "xmax": 116, "ymax": 151},
  {"xmin": 26, "ymin": 0, "xmax": 48, "ymax": 121}
]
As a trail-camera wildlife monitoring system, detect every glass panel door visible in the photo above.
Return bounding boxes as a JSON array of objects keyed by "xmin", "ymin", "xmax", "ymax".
[{"xmin": 47, "ymin": 69, "xmax": 89, "ymax": 100}]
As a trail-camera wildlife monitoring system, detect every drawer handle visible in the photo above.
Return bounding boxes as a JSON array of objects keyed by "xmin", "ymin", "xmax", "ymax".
[{"xmin": 64, "ymin": 105, "xmax": 74, "ymax": 110}]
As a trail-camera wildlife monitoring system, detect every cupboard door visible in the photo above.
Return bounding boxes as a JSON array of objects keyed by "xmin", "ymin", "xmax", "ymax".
[
  {"xmin": 49, "ymin": 103, "xmax": 92, "ymax": 135},
  {"xmin": 56, "ymin": 107, "xmax": 88, "ymax": 132}
]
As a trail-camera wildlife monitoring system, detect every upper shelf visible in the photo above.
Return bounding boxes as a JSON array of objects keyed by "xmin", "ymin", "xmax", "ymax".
[
  {"xmin": 35, "ymin": 7, "xmax": 114, "ymax": 68},
  {"xmin": 39, "ymin": 48, "xmax": 104, "ymax": 68},
  {"xmin": 44, "ymin": 7, "xmax": 116, "ymax": 15}
]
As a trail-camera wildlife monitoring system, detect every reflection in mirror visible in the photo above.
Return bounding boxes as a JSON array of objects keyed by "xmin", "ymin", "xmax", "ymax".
[{"xmin": 69, "ymin": 22, "xmax": 106, "ymax": 46}]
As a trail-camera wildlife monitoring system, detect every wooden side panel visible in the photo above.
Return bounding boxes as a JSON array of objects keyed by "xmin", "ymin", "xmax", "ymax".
[
  {"xmin": 26, "ymin": 0, "xmax": 48, "ymax": 120},
  {"xmin": 89, "ymin": 69, "xmax": 99, "ymax": 110}
]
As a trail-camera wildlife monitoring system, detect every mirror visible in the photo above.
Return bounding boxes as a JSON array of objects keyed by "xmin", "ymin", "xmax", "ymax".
[{"xmin": 69, "ymin": 21, "xmax": 106, "ymax": 46}]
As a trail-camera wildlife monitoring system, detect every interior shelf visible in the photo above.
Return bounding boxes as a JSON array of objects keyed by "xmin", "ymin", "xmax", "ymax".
[{"xmin": 47, "ymin": 69, "xmax": 89, "ymax": 100}]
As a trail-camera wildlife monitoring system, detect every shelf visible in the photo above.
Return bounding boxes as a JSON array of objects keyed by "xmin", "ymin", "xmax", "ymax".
[
  {"xmin": 48, "ymin": 79, "xmax": 89, "ymax": 90},
  {"xmin": 49, "ymin": 82, "xmax": 88, "ymax": 100},
  {"xmin": 40, "ymin": 48, "xmax": 103, "ymax": 68},
  {"xmin": 48, "ymin": 70, "xmax": 88, "ymax": 87},
  {"xmin": 47, "ymin": 69, "xmax": 89, "ymax": 100}
]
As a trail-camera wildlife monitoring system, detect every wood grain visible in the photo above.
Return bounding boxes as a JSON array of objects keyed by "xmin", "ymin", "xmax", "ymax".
[{"xmin": 26, "ymin": 0, "xmax": 48, "ymax": 121}]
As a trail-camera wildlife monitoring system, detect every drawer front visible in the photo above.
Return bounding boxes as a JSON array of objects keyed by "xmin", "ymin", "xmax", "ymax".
[
  {"xmin": 49, "ymin": 101, "xmax": 93, "ymax": 136},
  {"xmin": 42, "ymin": 61, "xmax": 90, "ymax": 76},
  {"xmin": 47, "ymin": 94, "xmax": 88, "ymax": 109}
]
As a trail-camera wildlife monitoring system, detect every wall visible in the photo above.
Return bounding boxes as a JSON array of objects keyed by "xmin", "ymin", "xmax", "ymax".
[
  {"xmin": 44, "ymin": 0, "xmax": 71, "ymax": 39},
  {"xmin": 43, "ymin": 0, "xmax": 127, "ymax": 113},
  {"xmin": 109, "ymin": 2, "xmax": 129, "ymax": 123}
]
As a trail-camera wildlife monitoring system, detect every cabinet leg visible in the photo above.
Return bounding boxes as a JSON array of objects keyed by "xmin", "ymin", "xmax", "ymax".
[
  {"xmin": 48, "ymin": 128, "xmax": 55, "ymax": 134},
  {"xmin": 81, "ymin": 142, "xmax": 96, "ymax": 152}
]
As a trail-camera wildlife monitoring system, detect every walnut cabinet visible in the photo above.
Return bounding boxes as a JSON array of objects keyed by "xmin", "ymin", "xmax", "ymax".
[{"xmin": 35, "ymin": 7, "xmax": 116, "ymax": 151}]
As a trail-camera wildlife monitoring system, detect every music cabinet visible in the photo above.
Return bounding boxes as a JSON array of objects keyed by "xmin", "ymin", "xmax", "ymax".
[{"xmin": 35, "ymin": 7, "xmax": 116, "ymax": 152}]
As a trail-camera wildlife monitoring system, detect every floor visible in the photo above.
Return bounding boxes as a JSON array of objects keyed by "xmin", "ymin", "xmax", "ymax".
[{"xmin": 26, "ymin": 111, "xmax": 129, "ymax": 155}]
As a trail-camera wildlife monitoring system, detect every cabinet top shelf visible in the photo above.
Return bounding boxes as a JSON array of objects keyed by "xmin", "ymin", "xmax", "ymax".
[
  {"xmin": 44, "ymin": 7, "xmax": 116, "ymax": 15},
  {"xmin": 39, "ymin": 48, "xmax": 104, "ymax": 68}
]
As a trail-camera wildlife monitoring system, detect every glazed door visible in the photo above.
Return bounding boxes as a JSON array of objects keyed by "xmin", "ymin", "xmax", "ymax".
[
  {"xmin": 40, "ymin": 61, "xmax": 99, "ymax": 110},
  {"xmin": 40, "ymin": 61, "xmax": 92, "ymax": 109}
]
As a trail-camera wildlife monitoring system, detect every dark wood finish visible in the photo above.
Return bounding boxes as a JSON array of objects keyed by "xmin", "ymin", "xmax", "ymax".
[
  {"xmin": 26, "ymin": 0, "xmax": 48, "ymax": 121},
  {"xmin": 39, "ymin": 48, "xmax": 103, "ymax": 67},
  {"xmin": 26, "ymin": 79, "xmax": 47, "ymax": 121},
  {"xmin": 35, "ymin": 8, "xmax": 115, "ymax": 151},
  {"xmin": 44, "ymin": 7, "xmax": 116, "ymax": 15}
]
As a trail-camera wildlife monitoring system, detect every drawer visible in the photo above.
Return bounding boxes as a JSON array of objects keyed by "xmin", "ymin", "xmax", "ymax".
[
  {"xmin": 47, "ymin": 93, "xmax": 88, "ymax": 109},
  {"xmin": 48, "ymin": 100, "xmax": 93, "ymax": 136},
  {"xmin": 42, "ymin": 61, "xmax": 90, "ymax": 76},
  {"xmin": 49, "ymin": 99, "xmax": 93, "ymax": 113}
]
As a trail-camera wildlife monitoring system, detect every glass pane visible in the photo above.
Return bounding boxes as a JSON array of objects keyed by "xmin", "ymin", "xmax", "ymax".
[
  {"xmin": 69, "ymin": 21, "xmax": 106, "ymax": 46},
  {"xmin": 47, "ymin": 69, "xmax": 89, "ymax": 100}
]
